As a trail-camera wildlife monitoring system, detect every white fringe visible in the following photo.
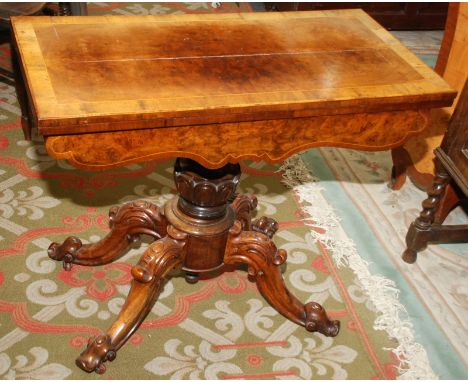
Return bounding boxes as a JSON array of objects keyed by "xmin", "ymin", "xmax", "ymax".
[{"xmin": 279, "ymin": 154, "xmax": 437, "ymax": 380}]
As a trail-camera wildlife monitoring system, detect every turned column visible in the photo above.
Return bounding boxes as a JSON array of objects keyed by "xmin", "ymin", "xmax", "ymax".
[{"xmin": 165, "ymin": 158, "xmax": 241, "ymax": 280}]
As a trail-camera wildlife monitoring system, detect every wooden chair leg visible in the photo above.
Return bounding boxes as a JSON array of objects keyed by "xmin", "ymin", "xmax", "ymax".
[
  {"xmin": 224, "ymin": 220, "xmax": 340, "ymax": 337},
  {"xmin": 75, "ymin": 228, "xmax": 187, "ymax": 373},
  {"xmin": 48, "ymin": 201, "xmax": 167, "ymax": 269},
  {"xmin": 402, "ymin": 167, "xmax": 451, "ymax": 263}
]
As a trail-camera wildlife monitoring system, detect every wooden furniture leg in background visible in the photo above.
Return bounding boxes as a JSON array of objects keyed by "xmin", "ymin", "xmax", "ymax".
[
  {"xmin": 11, "ymin": 44, "xmax": 33, "ymax": 140},
  {"xmin": 391, "ymin": 142, "xmax": 461, "ymax": 224},
  {"xmin": 403, "ymin": 164, "xmax": 468, "ymax": 263},
  {"xmin": 49, "ymin": 158, "xmax": 340, "ymax": 373},
  {"xmin": 390, "ymin": 147, "xmax": 409, "ymax": 191},
  {"xmin": 403, "ymin": 165, "xmax": 451, "ymax": 263},
  {"xmin": 403, "ymin": 80, "xmax": 468, "ymax": 263}
]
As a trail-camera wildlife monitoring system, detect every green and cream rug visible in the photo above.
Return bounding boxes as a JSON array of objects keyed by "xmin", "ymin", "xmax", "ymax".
[{"xmin": 0, "ymin": 2, "xmax": 466, "ymax": 380}]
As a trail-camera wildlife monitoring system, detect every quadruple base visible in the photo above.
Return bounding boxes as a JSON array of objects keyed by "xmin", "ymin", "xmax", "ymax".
[{"xmin": 48, "ymin": 158, "xmax": 339, "ymax": 373}]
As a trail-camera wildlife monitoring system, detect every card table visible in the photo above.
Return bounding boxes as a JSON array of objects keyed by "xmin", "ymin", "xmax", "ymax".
[{"xmin": 11, "ymin": 10, "xmax": 455, "ymax": 373}]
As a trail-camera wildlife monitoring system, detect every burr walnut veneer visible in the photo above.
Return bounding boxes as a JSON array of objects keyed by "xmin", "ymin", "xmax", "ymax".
[{"xmin": 11, "ymin": 10, "xmax": 455, "ymax": 373}]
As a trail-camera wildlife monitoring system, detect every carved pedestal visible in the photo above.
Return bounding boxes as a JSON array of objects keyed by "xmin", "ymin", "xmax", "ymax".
[{"xmin": 48, "ymin": 158, "xmax": 339, "ymax": 373}]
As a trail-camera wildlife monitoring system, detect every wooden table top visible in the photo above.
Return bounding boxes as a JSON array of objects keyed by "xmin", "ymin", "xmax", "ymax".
[{"xmin": 12, "ymin": 10, "xmax": 455, "ymax": 136}]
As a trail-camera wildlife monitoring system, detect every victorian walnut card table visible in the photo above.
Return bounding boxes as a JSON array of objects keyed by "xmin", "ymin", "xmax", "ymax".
[{"xmin": 11, "ymin": 10, "xmax": 455, "ymax": 373}]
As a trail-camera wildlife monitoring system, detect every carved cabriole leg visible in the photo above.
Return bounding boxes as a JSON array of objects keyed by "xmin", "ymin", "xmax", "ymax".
[
  {"xmin": 48, "ymin": 200, "xmax": 168, "ymax": 270},
  {"xmin": 402, "ymin": 166, "xmax": 451, "ymax": 264},
  {"xmin": 224, "ymin": 220, "xmax": 340, "ymax": 337},
  {"xmin": 75, "ymin": 226, "xmax": 187, "ymax": 373}
]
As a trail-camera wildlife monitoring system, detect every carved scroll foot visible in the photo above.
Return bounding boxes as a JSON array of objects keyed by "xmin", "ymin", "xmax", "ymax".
[
  {"xmin": 224, "ymin": 221, "xmax": 339, "ymax": 337},
  {"xmin": 75, "ymin": 226, "xmax": 187, "ymax": 373},
  {"xmin": 48, "ymin": 236, "xmax": 82, "ymax": 271},
  {"xmin": 252, "ymin": 216, "xmax": 279, "ymax": 238},
  {"xmin": 304, "ymin": 302, "xmax": 340, "ymax": 337},
  {"xmin": 48, "ymin": 200, "xmax": 168, "ymax": 269},
  {"xmin": 75, "ymin": 334, "xmax": 115, "ymax": 374},
  {"xmin": 231, "ymin": 194, "xmax": 279, "ymax": 238}
]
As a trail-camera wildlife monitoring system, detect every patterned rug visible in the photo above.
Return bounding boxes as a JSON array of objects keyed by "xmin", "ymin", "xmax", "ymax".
[{"xmin": 0, "ymin": 2, "xmax": 466, "ymax": 380}]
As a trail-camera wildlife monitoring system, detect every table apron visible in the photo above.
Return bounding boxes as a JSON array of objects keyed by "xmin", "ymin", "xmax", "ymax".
[{"xmin": 44, "ymin": 109, "xmax": 429, "ymax": 170}]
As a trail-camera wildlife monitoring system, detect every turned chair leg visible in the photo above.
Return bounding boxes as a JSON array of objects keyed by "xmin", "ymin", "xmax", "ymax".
[
  {"xmin": 402, "ymin": 167, "xmax": 451, "ymax": 263},
  {"xmin": 224, "ymin": 220, "xmax": 340, "ymax": 337},
  {"xmin": 48, "ymin": 200, "xmax": 167, "ymax": 269},
  {"xmin": 75, "ymin": 226, "xmax": 187, "ymax": 373}
]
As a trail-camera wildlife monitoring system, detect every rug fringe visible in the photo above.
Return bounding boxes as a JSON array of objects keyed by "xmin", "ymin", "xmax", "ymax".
[{"xmin": 279, "ymin": 154, "xmax": 437, "ymax": 380}]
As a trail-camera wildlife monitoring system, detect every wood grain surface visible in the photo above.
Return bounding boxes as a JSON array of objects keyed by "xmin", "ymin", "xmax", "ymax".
[
  {"xmin": 437, "ymin": 3, "xmax": 468, "ymax": 110},
  {"xmin": 12, "ymin": 10, "xmax": 455, "ymax": 136},
  {"xmin": 45, "ymin": 110, "xmax": 428, "ymax": 170}
]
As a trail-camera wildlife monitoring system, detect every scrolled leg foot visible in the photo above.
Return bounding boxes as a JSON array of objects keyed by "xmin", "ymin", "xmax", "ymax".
[
  {"xmin": 252, "ymin": 216, "xmax": 279, "ymax": 238},
  {"xmin": 75, "ymin": 335, "xmax": 116, "ymax": 373},
  {"xmin": 304, "ymin": 302, "xmax": 340, "ymax": 337},
  {"xmin": 48, "ymin": 236, "xmax": 82, "ymax": 271}
]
